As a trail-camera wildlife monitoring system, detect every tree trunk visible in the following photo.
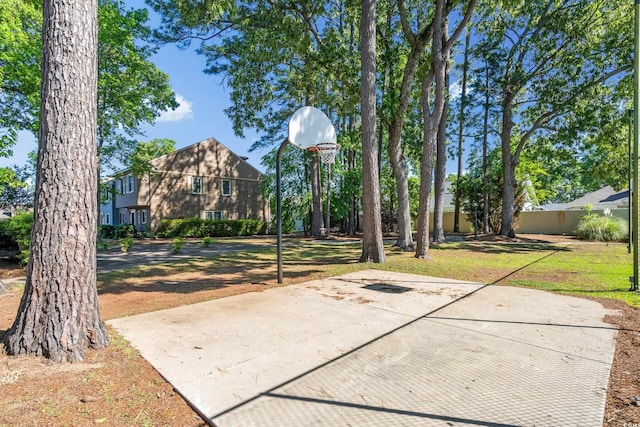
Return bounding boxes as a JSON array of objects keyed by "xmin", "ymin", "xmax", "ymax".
[
  {"xmin": 359, "ymin": 0, "xmax": 385, "ymax": 263},
  {"xmin": 310, "ymin": 153, "xmax": 323, "ymax": 238},
  {"xmin": 432, "ymin": 29, "xmax": 450, "ymax": 244},
  {"xmin": 388, "ymin": 123, "xmax": 413, "ymax": 248},
  {"xmin": 482, "ymin": 60, "xmax": 491, "ymax": 234},
  {"xmin": 499, "ymin": 95, "xmax": 517, "ymax": 237},
  {"xmin": 454, "ymin": 28, "xmax": 471, "ymax": 233},
  {"xmin": 415, "ymin": 0, "xmax": 447, "ymax": 259},
  {"xmin": 3, "ymin": 0, "xmax": 109, "ymax": 362}
]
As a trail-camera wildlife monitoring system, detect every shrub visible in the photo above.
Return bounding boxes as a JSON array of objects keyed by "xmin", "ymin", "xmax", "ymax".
[
  {"xmin": 119, "ymin": 237, "xmax": 133, "ymax": 252},
  {"xmin": 576, "ymin": 209, "xmax": 628, "ymax": 242},
  {"xmin": 202, "ymin": 236, "xmax": 212, "ymax": 247},
  {"xmin": 0, "ymin": 211, "xmax": 34, "ymax": 264},
  {"xmin": 156, "ymin": 218, "xmax": 265, "ymax": 238},
  {"xmin": 115, "ymin": 223, "xmax": 135, "ymax": 239},
  {"xmin": 172, "ymin": 237, "xmax": 183, "ymax": 253},
  {"xmin": 99, "ymin": 224, "xmax": 116, "ymax": 239}
]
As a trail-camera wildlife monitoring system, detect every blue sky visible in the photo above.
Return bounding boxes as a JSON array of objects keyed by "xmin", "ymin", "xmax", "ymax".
[{"xmin": 2, "ymin": 0, "xmax": 269, "ymax": 173}]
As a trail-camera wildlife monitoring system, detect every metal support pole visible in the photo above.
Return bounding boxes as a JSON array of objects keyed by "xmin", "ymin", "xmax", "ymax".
[
  {"xmin": 325, "ymin": 164, "xmax": 331, "ymax": 238},
  {"xmin": 629, "ymin": 109, "xmax": 633, "ymax": 255},
  {"xmin": 633, "ymin": 0, "xmax": 640, "ymax": 291},
  {"xmin": 276, "ymin": 138, "xmax": 289, "ymax": 284}
]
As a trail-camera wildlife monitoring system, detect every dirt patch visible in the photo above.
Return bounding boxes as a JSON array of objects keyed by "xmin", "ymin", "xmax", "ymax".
[{"xmin": 601, "ymin": 299, "xmax": 640, "ymax": 426}]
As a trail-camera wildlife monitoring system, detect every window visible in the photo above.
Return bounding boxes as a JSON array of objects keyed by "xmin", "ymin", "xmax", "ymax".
[
  {"xmin": 140, "ymin": 210, "xmax": 147, "ymax": 224},
  {"xmin": 118, "ymin": 178, "xmax": 124, "ymax": 194},
  {"xmin": 103, "ymin": 186, "xmax": 110, "ymax": 201},
  {"xmin": 120, "ymin": 212, "xmax": 126, "ymax": 224},
  {"xmin": 105, "ymin": 213, "xmax": 110, "ymax": 225},
  {"xmin": 127, "ymin": 175, "xmax": 134, "ymax": 193},
  {"xmin": 205, "ymin": 211, "xmax": 223, "ymax": 220},
  {"xmin": 192, "ymin": 176, "xmax": 203, "ymax": 194},
  {"xmin": 222, "ymin": 179, "xmax": 232, "ymax": 196}
]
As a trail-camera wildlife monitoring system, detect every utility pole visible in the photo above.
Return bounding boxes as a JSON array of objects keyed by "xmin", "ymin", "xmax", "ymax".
[{"xmin": 633, "ymin": 0, "xmax": 639, "ymax": 290}]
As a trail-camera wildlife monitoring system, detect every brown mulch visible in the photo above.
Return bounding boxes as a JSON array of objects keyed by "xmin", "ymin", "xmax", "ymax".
[{"xmin": 0, "ymin": 235, "xmax": 638, "ymax": 426}]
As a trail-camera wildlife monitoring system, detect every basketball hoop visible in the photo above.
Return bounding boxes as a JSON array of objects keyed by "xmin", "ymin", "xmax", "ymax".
[{"xmin": 315, "ymin": 142, "xmax": 340, "ymax": 165}]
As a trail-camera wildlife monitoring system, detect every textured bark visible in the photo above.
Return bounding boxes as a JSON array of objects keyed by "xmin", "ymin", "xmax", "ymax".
[
  {"xmin": 359, "ymin": 0, "xmax": 385, "ymax": 263},
  {"xmin": 481, "ymin": 60, "xmax": 491, "ymax": 234},
  {"xmin": 499, "ymin": 96, "xmax": 517, "ymax": 238},
  {"xmin": 310, "ymin": 153, "xmax": 324, "ymax": 238},
  {"xmin": 415, "ymin": 0, "xmax": 447, "ymax": 260},
  {"xmin": 3, "ymin": 0, "xmax": 109, "ymax": 362},
  {"xmin": 454, "ymin": 28, "xmax": 471, "ymax": 233},
  {"xmin": 432, "ymin": 34, "xmax": 450, "ymax": 244}
]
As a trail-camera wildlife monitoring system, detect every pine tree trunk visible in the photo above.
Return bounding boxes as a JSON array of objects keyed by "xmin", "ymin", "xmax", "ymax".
[
  {"xmin": 454, "ymin": 28, "xmax": 471, "ymax": 233},
  {"xmin": 432, "ymin": 33, "xmax": 450, "ymax": 244},
  {"xmin": 359, "ymin": 0, "xmax": 385, "ymax": 263},
  {"xmin": 415, "ymin": 0, "xmax": 447, "ymax": 259},
  {"xmin": 499, "ymin": 95, "xmax": 517, "ymax": 237},
  {"xmin": 3, "ymin": 0, "xmax": 109, "ymax": 362}
]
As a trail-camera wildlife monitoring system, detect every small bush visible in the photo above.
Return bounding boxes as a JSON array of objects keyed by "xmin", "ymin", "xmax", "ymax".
[
  {"xmin": 202, "ymin": 236, "xmax": 212, "ymax": 247},
  {"xmin": 156, "ymin": 218, "xmax": 265, "ymax": 238},
  {"xmin": 115, "ymin": 223, "xmax": 135, "ymax": 239},
  {"xmin": 119, "ymin": 237, "xmax": 133, "ymax": 252},
  {"xmin": 99, "ymin": 224, "xmax": 116, "ymax": 239},
  {"xmin": 0, "ymin": 211, "xmax": 34, "ymax": 264},
  {"xmin": 172, "ymin": 237, "xmax": 183, "ymax": 253},
  {"xmin": 576, "ymin": 210, "xmax": 628, "ymax": 242}
]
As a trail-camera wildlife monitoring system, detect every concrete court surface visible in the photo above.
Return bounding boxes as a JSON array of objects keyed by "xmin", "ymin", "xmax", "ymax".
[{"xmin": 108, "ymin": 270, "xmax": 618, "ymax": 427}]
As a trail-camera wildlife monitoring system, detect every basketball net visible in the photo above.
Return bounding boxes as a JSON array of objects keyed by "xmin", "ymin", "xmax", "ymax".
[{"xmin": 315, "ymin": 142, "xmax": 340, "ymax": 165}]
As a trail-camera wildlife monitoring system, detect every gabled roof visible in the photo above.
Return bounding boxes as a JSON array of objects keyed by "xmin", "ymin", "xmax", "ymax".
[
  {"xmin": 567, "ymin": 186, "xmax": 629, "ymax": 208},
  {"xmin": 109, "ymin": 137, "xmax": 262, "ymax": 179}
]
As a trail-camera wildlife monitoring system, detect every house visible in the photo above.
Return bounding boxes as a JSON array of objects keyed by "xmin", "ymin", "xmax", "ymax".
[
  {"xmin": 100, "ymin": 138, "xmax": 267, "ymax": 231},
  {"xmin": 539, "ymin": 186, "xmax": 629, "ymax": 211}
]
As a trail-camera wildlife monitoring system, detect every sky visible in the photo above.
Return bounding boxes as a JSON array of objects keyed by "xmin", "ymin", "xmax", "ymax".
[{"xmin": 2, "ymin": 0, "xmax": 269, "ymax": 173}]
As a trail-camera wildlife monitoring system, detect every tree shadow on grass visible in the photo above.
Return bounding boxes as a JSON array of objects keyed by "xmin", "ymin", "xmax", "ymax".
[
  {"xmin": 429, "ymin": 242, "xmax": 574, "ymax": 255},
  {"xmin": 96, "ymin": 247, "xmax": 350, "ymax": 297}
]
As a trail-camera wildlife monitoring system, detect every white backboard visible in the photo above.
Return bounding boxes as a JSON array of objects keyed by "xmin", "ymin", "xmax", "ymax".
[{"xmin": 288, "ymin": 106, "xmax": 337, "ymax": 150}]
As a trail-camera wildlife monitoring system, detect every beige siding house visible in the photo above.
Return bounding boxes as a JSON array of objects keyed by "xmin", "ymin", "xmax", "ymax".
[{"xmin": 110, "ymin": 138, "xmax": 267, "ymax": 231}]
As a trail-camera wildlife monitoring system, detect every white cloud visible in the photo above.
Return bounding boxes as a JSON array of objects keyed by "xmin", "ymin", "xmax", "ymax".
[{"xmin": 157, "ymin": 94, "xmax": 193, "ymax": 123}]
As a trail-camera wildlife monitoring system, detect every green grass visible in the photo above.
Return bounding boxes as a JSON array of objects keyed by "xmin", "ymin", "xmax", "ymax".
[{"xmin": 97, "ymin": 240, "xmax": 639, "ymax": 307}]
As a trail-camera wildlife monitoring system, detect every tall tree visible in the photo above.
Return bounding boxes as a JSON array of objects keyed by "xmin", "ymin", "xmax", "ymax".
[
  {"xmin": 415, "ymin": 0, "xmax": 476, "ymax": 259},
  {"xmin": 3, "ymin": 0, "xmax": 109, "ymax": 362},
  {"xmin": 453, "ymin": 27, "xmax": 471, "ymax": 233},
  {"xmin": 476, "ymin": 0, "xmax": 632, "ymax": 237},
  {"xmin": 431, "ymin": 15, "xmax": 450, "ymax": 244},
  {"xmin": 359, "ymin": 0, "xmax": 385, "ymax": 263},
  {"xmin": 380, "ymin": 0, "xmax": 434, "ymax": 250}
]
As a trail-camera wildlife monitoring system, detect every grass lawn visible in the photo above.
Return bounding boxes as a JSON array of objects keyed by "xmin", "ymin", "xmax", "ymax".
[{"xmin": 99, "ymin": 239, "xmax": 637, "ymax": 309}]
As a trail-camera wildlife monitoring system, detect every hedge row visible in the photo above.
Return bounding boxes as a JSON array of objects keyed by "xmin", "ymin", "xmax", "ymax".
[{"xmin": 156, "ymin": 218, "xmax": 265, "ymax": 238}]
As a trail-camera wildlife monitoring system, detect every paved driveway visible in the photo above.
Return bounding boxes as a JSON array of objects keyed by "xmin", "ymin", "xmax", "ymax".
[{"xmin": 108, "ymin": 270, "xmax": 617, "ymax": 427}]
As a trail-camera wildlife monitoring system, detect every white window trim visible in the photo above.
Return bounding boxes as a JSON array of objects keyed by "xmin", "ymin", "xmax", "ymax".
[
  {"xmin": 140, "ymin": 210, "xmax": 147, "ymax": 224},
  {"xmin": 126, "ymin": 175, "xmax": 135, "ymax": 193},
  {"xmin": 204, "ymin": 210, "xmax": 224, "ymax": 220},
  {"xmin": 222, "ymin": 179, "xmax": 232, "ymax": 196},
  {"xmin": 105, "ymin": 213, "xmax": 110, "ymax": 225},
  {"xmin": 192, "ymin": 176, "xmax": 204, "ymax": 194}
]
